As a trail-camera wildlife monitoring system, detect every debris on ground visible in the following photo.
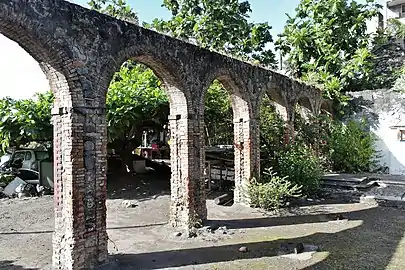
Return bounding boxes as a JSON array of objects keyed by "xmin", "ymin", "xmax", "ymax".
[
  {"xmin": 3, "ymin": 177, "xmax": 27, "ymax": 197},
  {"xmin": 1, "ymin": 177, "xmax": 51, "ymax": 198},
  {"xmin": 15, "ymin": 183, "xmax": 38, "ymax": 198}
]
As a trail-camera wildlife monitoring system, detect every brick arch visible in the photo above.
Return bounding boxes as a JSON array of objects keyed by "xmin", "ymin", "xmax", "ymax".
[
  {"xmin": 0, "ymin": 12, "xmax": 83, "ymax": 106},
  {"xmin": 201, "ymin": 69, "xmax": 254, "ymax": 119},
  {"xmin": 99, "ymin": 48, "xmax": 193, "ymax": 116},
  {"xmin": 99, "ymin": 47, "xmax": 208, "ymax": 230},
  {"xmin": 201, "ymin": 69, "xmax": 259, "ymax": 205}
]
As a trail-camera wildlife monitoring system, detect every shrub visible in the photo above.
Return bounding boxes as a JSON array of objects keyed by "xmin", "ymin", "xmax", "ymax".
[
  {"xmin": 275, "ymin": 144, "xmax": 322, "ymax": 195},
  {"xmin": 328, "ymin": 119, "xmax": 378, "ymax": 173},
  {"xmin": 249, "ymin": 168, "xmax": 302, "ymax": 210}
]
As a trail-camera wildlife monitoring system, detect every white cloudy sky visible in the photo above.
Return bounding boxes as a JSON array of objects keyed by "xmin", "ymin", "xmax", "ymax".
[{"xmin": 0, "ymin": 34, "xmax": 49, "ymax": 99}]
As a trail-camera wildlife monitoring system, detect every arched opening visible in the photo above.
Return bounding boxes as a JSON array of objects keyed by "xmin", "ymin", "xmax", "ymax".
[
  {"xmin": 259, "ymin": 95, "xmax": 287, "ymax": 171},
  {"xmin": 102, "ymin": 52, "xmax": 206, "ymax": 252},
  {"xmin": 0, "ymin": 26, "xmax": 79, "ymax": 268},
  {"xmin": 202, "ymin": 74, "xmax": 256, "ymax": 207}
]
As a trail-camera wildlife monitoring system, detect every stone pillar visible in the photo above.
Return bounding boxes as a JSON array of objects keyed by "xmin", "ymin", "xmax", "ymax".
[
  {"xmin": 168, "ymin": 113, "xmax": 206, "ymax": 229},
  {"xmin": 52, "ymin": 106, "xmax": 108, "ymax": 270},
  {"xmin": 233, "ymin": 117, "xmax": 260, "ymax": 205}
]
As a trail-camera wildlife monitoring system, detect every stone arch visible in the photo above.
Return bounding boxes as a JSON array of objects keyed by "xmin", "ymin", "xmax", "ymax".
[
  {"xmin": 0, "ymin": 7, "xmax": 107, "ymax": 270},
  {"xmin": 101, "ymin": 48, "xmax": 206, "ymax": 229},
  {"xmin": 296, "ymin": 95, "xmax": 313, "ymax": 121},
  {"xmin": 100, "ymin": 47, "xmax": 193, "ymax": 116},
  {"xmin": 320, "ymin": 99, "xmax": 334, "ymax": 116},
  {"xmin": 0, "ymin": 8, "xmax": 83, "ymax": 106},
  {"xmin": 200, "ymin": 69, "xmax": 254, "ymax": 119},
  {"xmin": 201, "ymin": 69, "xmax": 258, "ymax": 205}
]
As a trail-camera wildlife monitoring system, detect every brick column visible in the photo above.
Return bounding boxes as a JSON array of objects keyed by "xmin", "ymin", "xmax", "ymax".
[
  {"xmin": 168, "ymin": 113, "xmax": 207, "ymax": 230},
  {"xmin": 233, "ymin": 117, "xmax": 260, "ymax": 205},
  {"xmin": 52, "ymin": 106, "xmax": 108, "ymax": 269}
]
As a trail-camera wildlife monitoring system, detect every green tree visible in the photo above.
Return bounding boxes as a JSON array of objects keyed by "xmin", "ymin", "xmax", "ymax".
[
  {"xmin": 147, "ymin": 0, "xmax": 276, "ymax": 67},
  {"xmin": 88, "ymin": 0, "xmax": 139, "ymax": 23},
  {"xmin": 0, "ymin": 91, "xmax": 54, "ymax": 152},
  {"xmin": 88, "ymin": 0, "xmax": 168, "ymax": 170},
  {"xmin": 204, "ymin": 81, "xmax": 233, "ymax": 145},
  {"xmin": 276, "ymin": 0, "xmax": 381, "ymax": 101},
  {"xmin": 106, "ymin": 63, "xmax": 169, "ymax": 163},
  {"xmin": 146, "ymin": 0, "xmax": 279, "ymax": 145}
]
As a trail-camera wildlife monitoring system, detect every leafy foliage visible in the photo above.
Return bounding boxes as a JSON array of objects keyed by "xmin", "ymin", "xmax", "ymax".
[
  {"xmin": 275, "ymin": 143, "xmax": 322, "ymax": 195},
  {"xmin": 106, "ymin": 62, "xmax": 168, "ymax": 154},
  {"xmin": 0, "ymin": 91, "xmax": 53, "ymax": 152},
  {"xmin": 249, "ymin": 168, "xmax": 302, "ymax": 210},
  {"xmin": 276, "ymin": 0, "xmax": 381, "ymax": 100},
  {"xmin": 0, "ymin": 173, "xmax": 14, "ymax": 185},
  {"xmin": 146, "ymin": 0, "xmax": 276, "ymax": 67},
  {"xmin": 327, "ymin": 119, "xmax": 377, "ymax": 173},
  {"xmin": 259, "ymin": 96, "xmax": 285, "ymax": 168},
  {"xmin": 204, "ymin": 80, "xmax": 233, "ymax": 145},
  {"xmin": 88, "ymin": 0, "xmax": 139, "ymax": 23}
]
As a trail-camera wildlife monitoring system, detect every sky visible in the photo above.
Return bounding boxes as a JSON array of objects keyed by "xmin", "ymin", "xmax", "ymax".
[{"xmin": 0, "ymin": 0, "xmax": 301, "ymax": 99}]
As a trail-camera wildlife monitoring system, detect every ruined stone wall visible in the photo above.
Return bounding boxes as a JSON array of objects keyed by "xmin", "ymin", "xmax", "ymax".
[
  {"xmin": 348, "ymin": 89, "xmax": 405, "ymax": 175},
  {"xmin": 0, "ymin": 0, "xmax": 324, "ymax": 268}
]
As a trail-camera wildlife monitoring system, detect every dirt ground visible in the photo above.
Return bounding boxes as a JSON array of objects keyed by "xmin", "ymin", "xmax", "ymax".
[{"xmin": 1, "ymin": 173, "xmax": 405, "ymax": 270}]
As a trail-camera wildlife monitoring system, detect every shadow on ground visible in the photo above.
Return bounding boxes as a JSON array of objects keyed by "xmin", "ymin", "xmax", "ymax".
[
  {"xmin": 0, "ymin": 260, "xmax": 38, "ymax": 270},
  {"xmin": 107, "ymin": 171, "xmax": 170, "ymax": 201},
  {"xmin": 110, "ymin": 205, "xmax": 405, "ymax": 269}
]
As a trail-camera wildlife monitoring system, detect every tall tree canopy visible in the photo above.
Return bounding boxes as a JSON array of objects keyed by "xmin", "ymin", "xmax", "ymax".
[
  {"xmin": 145, "ymin": 0, "xmax": 279, "ymax": 145},
  {"xmin": 276, "ymin": 0, "xmax": 381, "ymax": 101},
  {"xmin": 88, "ymin": 0, "xmax": 139, "ymax": 23},
  {"xmin": 147, "ymin": 0, "xmax": 276, "ymax": 67}
]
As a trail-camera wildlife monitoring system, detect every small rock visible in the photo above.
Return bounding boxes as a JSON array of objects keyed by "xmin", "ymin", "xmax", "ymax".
[
  {"xmin": 121, "ymin": 200, "xmax": 137, "ymax": 208},
  {"xmin": 174, "ymin": 232, "xmax": 182, "ymax": 237},
  {"xmin": 239, "ymin": 246, "xmax": 248, "ymax": 252}
]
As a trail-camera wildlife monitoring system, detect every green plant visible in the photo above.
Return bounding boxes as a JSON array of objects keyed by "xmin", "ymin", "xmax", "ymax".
[
  {"xmin": 276, "ymin": 0, "xmax": 381, "ymax": 100},
  {"xmin": 0, "ymin": 173, "xmax": 14, "ymax": 186},
  {"xmin": 275, "ymin": 144, "xmax": 322, "ymax": 195},
  {"xmin": 259, "ymin": 96, "xmax": 285, "ymax": 168},
  {"xmin": 328, "ymin": 119, "xmax": 378, "ymax": 173},
  {"xmin": 249, "ymin": 168, "xmax": 302, "ymax": 210}
]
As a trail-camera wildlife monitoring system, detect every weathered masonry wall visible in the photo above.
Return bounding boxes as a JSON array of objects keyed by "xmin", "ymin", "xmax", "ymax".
[
  {"xmin": 348, "ymin": 89, "xmax": 405, "ymax": 175},
  {"xmin": 0, "ymin": 0, "xmax": 324, "ymax": 269}
]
